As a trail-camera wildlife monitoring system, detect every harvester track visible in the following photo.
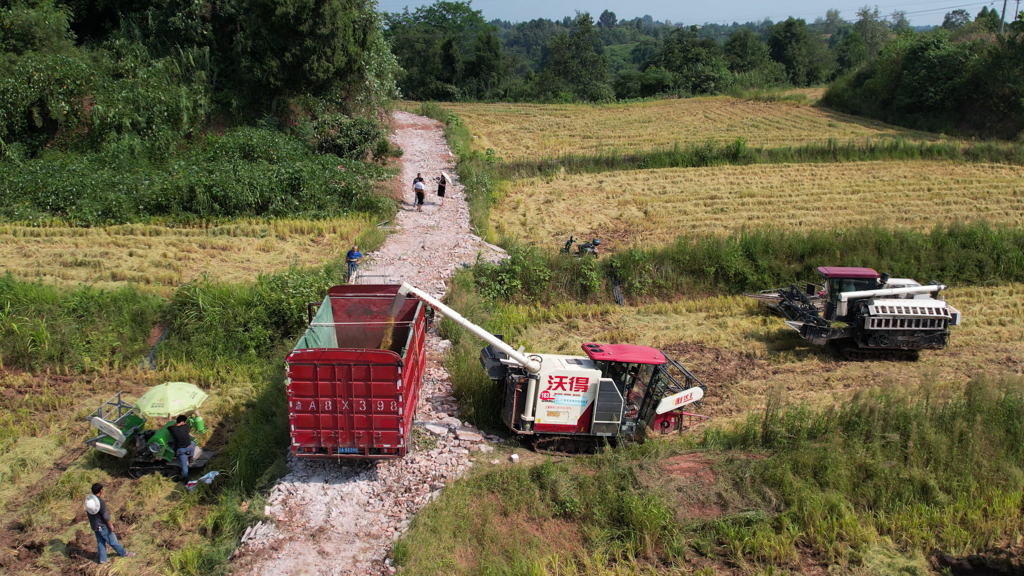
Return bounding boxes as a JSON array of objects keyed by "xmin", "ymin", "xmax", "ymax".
[
  {"xmin": 531, "ymin": 435, "xmax": 606, "ymax": 455},
  {"xmin": 839, "ymin": 346, "xmax": 919, "ymax": 362}
]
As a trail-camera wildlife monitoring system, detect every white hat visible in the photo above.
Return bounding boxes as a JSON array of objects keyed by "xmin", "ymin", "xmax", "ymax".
[{"xmin": 85, "ymin": 494, "xmax": 101, "ymax": 515}]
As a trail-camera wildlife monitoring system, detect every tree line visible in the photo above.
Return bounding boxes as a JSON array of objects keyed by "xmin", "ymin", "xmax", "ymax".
[{"xmin": 385, "ymin": 1, "xmax": 1024, "ymax": 138}]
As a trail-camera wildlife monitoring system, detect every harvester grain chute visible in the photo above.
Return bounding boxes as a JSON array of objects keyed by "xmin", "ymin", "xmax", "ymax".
[
  {"xmin": 747, "ymin": 267, "xmax": 963, "ymax": 360},
  {"xmin": 396, "ymin": 283, "xmax": 709, "ymax": 452}
]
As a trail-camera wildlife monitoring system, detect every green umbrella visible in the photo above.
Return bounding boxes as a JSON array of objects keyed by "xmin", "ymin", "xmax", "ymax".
[{"xmin": 135, "ymin": 382, "xmax": 208, "ymax": 418}]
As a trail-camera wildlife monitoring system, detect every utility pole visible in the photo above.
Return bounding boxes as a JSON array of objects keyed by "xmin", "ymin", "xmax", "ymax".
[{"xmin": 1000, "ymin": 0, "xmax": 1008, "ymax": 34}]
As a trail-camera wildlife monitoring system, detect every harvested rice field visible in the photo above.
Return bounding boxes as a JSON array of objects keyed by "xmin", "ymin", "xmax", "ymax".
[
  {"xmin": 493, "ymin": 160, "xmax": 1024, "ymax": 249},
  {"xmin": 445, "ymin": 97, "xmax": 939, "ymax": 159},
  {"xmin": 0, "ymin": 216, "xmax": 375, "ymax": 293},
  {"xmin": 512, "ymin": 284, "xmax": 1024, "ymax": 420}
]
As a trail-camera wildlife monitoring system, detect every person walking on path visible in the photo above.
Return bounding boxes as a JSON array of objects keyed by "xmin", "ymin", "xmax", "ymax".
[
  {"xmin": 346, "ymin": 244, "xmax": 363, "ymax": 283},
  {"xmin": 413, "ymin": 172, "xmax": 425, "ymax": 211},
  {"xmin": 435, "ymin": 173, "xmax": 447, "ymax": 207},
  {"xmin": 170, "ymin": 415, "xmax": 196, "ymax": 480},
  {"xmin": 86, "ymin": 483, "xmax": 136, "ymax": 564}
]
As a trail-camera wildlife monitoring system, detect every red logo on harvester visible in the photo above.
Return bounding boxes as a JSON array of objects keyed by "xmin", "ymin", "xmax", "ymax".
[
  {"xmin": 543, "ymin": 375, "xmax": 590, "ymax": 393},
  {"xmin": 674, "ymin": 391, "xmax": 694, "ymax": 407}
]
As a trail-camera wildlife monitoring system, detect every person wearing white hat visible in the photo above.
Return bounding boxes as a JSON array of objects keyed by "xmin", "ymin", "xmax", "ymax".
[{"xmin": 86, "ymin": 483, "xmax": 135, "ymax": 564}]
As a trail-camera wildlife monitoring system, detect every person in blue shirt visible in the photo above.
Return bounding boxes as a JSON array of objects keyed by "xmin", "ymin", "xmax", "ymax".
[{"xmin": 346, "ymin": 245, "xmax": 363, "ymax": 283}]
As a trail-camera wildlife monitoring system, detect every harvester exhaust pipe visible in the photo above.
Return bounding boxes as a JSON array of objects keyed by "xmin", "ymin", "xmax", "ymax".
[{"xmin": 397, "ymin": 283, "xmax": 543, "ymax": 375}]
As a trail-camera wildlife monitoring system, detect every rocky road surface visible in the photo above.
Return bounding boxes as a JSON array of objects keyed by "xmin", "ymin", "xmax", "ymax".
[{"xmin": 231, "ymin": 111, "xmax": 506, "ymax": 576}]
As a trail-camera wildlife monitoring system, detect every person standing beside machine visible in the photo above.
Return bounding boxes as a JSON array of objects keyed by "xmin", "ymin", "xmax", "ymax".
[{"xmin": 169, "ymin": 415, "xmax": 196, "ymax": 480}]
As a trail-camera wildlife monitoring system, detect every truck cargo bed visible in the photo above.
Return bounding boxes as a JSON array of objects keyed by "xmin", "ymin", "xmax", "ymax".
[{"xmin": 287, "ymin": 285, "xmax": 427, "ymax": 459}]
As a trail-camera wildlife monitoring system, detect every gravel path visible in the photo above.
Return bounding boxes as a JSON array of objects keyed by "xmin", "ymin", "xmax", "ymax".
[{"xmin": 230, "ymin": 111, "xmax": 506, "ymax": 576}]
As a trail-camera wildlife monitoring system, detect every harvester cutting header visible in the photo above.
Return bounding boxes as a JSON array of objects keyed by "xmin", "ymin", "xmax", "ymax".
[{"xmin": 749, "ymin": 267, "xmax": 962, "ymax": 360}]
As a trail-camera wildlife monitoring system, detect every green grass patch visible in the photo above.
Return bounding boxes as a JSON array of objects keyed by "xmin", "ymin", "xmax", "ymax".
[
  {"xmin": 398, "ymin": 375, "xmax": 1024, "ymax": 575},
  {"xmin": 470, "ymin": 223, "xmax": 1024, "ymax": 304},
  {"xmin": 1, "ymin": 127, "xmax": 395, "ymax": 226},
  {"xmin": 0, "ymin": 273, "xmax": 163, "ymax": 372}
]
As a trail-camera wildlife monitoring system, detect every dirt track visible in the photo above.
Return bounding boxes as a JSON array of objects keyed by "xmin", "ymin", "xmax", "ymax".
[{"xmin": 231, "ymin": 111, "xmax": 505, "ymax": 576}]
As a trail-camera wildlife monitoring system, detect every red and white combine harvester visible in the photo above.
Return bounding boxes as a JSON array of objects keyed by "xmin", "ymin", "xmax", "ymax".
[{"xmin": 397, "ymin": 283, "xmax": 709, "ymax": 452}]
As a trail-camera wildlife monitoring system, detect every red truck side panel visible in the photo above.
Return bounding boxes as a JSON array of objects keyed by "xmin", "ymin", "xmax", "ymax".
[{"xmin": 287, "ymin": 285, "xmax": 427, "ymax": 459}]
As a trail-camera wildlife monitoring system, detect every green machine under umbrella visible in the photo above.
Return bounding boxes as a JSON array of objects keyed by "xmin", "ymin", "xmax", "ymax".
[{"xmin": 85, "ymin": 382, "xmax": 216, "ymax": 478}]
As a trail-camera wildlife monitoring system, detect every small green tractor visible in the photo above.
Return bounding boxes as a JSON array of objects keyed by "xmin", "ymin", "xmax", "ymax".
[{"xmin": 84, "ymin": 387, "xmax": 215, "ymax": 478}]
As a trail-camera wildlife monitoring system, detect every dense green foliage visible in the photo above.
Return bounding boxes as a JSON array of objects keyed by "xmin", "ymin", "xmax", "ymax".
[
  {"xmin": 387, "ymin": 1, "xmax": 1019, "ymax": 104},
  {"xmin": 0, "ymin": 0, "xmax": 402, "ymax": 223},
  {"xmin": 823, "ymin": 30, "xmax": 1024, "ymax": 139},
  {"xmin": 384, "ymin": 1, "xmax": 507, "ymax": 101},
  {"xmin": 0, "ymin": 273, "xmax": 162, "ymax": 371},
  {"xmin": 1, "ymin": 127, "xmax": 392, "ymax": 224}
]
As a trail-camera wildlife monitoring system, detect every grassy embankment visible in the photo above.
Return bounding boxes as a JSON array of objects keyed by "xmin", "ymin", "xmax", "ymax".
[
  {"xmin": 0, "ymin": 135, "xmax": 394, "ymax": 573},
  {"xmin": 0, "ymin": 233, "xmax": 391, "ymax": 574},
  {"xmin": 392, "ymin": 102, "xmax": 1024, "ymax": 575}
]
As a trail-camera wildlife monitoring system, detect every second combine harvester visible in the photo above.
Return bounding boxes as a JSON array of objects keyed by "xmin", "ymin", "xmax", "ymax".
[{"xmin": 749, "ymin": 266, "xmax": 962, "ymax": 360}]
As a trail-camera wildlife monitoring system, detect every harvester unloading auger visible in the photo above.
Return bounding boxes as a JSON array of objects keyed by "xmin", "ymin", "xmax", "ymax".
[
  {"xmin": 395, "ymin": 283, "xmax": 709, "ymax": 452},
  {"xmin": 747, "ymin": 267, "xmax": 962, "ymax": 360}
]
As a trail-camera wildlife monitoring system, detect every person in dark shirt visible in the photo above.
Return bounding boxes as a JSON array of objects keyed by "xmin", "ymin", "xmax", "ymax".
[
  {"xmin": 85, "ymin": 483, "xmax": 135, "ymax": 564},
  {"xmin": 435, "ymin": 174, "xmax": 447, "ymax": 207},
  {"xmin": 346, "ymin": 244, "xmax": 363, "ymax": 283},
  {"xmin": 170, "ymin": 415, "xmax": 195, "ymax": 479}
]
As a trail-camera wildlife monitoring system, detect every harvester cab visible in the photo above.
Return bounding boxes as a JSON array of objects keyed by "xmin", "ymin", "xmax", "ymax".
[
  {"xmin": 583, "ymin": 344, "xmax": 707, "ymax": 437},
  {"xmin": 393, "ymin": 282, "xmax": 709, "ymax": 452}
]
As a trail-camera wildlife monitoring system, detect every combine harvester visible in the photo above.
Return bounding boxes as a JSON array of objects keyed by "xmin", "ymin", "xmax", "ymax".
[
  {"xmin": 286, "ymin": 283, "xmax": 709, "ymax": 459},
  {"xmin": 748, "ymin": 266, "xmax": 962, "ymax": 360}
]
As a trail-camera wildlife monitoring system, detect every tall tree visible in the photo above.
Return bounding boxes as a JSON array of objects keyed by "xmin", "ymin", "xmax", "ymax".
[
  {"xmin": 537, "ymin": 12, "xmax": 611, "ymax": 101},
  {"xmin": 645, "ymin": 26, "xmax": 730, "ymax": 94},
  {"xmin": 384, "ymin": 0, "xmax": 495, "ymax": 100},
  {"xmin": 942, "ymin": 9, "xmax": 971, "ymax": 30},
  {"xmin": 598, "ymin": 9, "xmax": 616, "ymax": 28},
  {"xmin": 854, "ymin": 6, "xmax": 891, "ymax": 57},
  {"xmin": 235, "ymin": 0, "xmax": 372, "ymax": 109},
  {"xmin": 724, "ymin": 27, "xmax": 770, "ymax": 72}
]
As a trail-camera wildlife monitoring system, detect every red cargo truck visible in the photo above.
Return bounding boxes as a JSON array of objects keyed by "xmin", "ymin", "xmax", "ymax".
[{"xmin": 286, "ymin": 285, "xmax": 427, "ymax": 459}]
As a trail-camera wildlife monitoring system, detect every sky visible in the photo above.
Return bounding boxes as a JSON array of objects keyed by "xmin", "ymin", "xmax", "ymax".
[{"xmin": 374, "ymin": 0, "xmax": 1016, "ymax": 27}]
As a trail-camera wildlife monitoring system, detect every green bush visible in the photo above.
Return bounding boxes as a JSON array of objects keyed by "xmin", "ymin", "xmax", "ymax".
[
  {"xmin": 0, "ymin": 126, "xmax": 394, "ymax": 224},
  {"xmin": 821, "ymin": 31, "xmax": 1024, "ymax": 139}
]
